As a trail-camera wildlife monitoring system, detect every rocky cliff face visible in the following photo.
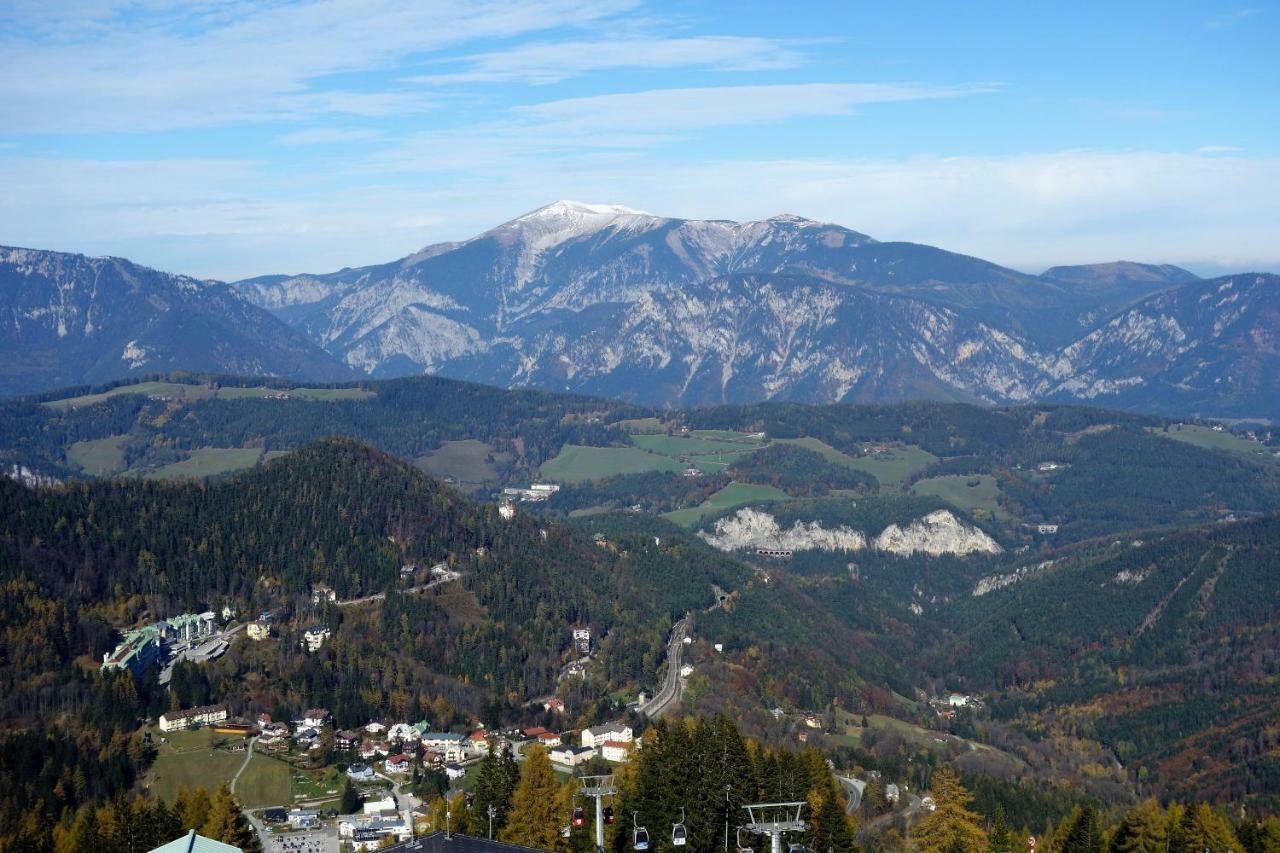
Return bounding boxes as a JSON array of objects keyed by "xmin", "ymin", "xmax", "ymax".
[
  {"xmin": 699, "ymin": 506, "xmax": 999, "ymax": 558},
  {"xmin": 229, "ymin": 202, "xmax": 1276, "ymax": 418}
]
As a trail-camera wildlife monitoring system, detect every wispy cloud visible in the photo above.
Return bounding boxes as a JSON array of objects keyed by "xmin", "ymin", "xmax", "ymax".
[
  {"xmin": 1205, "ymin": 8, "xmax": 1258, "ymax": 28},
  {"xmin": 0, "ymin": 0, "xmax": 640, "ymax": 132},
  {"xmin": 1195, "ymin": 144, "xmax": 1244, "ymax": 154},
  {"xmin": 277, "ymin": 128, "xmax": 385, "ymax": 146},
  {"xmin": 406, "ymin": 36, "xmax": 810, "ymax": 85}
]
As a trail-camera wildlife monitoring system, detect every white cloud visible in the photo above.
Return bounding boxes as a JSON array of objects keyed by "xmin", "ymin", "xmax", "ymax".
[
  {"xmin": 1195, "ymin": 145, "xmax": 1244, "ymax": 154},
  {"xmin": 3, "ymin": 150, "xmax": 1277, "ymax": 281},
  {"xmin": 406, "ymin": 35, "xmax": 809, "ymax": 85},
  {"xmin": 1205, "ymin": 8, "xmax": 1258, "ymax": 28},
  {"xmin": 0, "ymin": 0, "xmax": 640, "ymax": 132},
  {"xmin": 277, "ymin": 128, "xmax": 385, "ymax": 146}
]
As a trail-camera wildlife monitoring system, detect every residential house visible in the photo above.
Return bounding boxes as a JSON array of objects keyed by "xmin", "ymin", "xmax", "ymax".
[
  {"xmin": 311, "ymin": 584, "xmax": 337, "ymax": 605},
  {"xmin": 301, "ymin": 625, "xmax": 331, "ymax": 652},
  {"xmin": 336, "ymin": 729, "xmax": 361, "ymax": 751},
  {"xmin": 601, "ymin": 740, "xmax": 632, "ymax": 763},
  {"xmin": 159, "ymin": 703, "xmax": 228, "ymax": 733},
  {"xmin": 581, "ymin": 722, "xmax": 633, "ymax": 749},
  {"xmin": 360, "ymin": 739, "xmax": 389, "ymax": 761},
  {"xmin": 543, "ymin": 698, "xmax": 565, "ymax": 714},
  {"xmin": 302, "ymin": 708, "xmax": 330, "ymax": 729},
  {"xmin": 550, "ymin": 745, "xmax": 595, "ymax": 768},
  {"xmin": 386, "ymin": 754, "xmax": 412, "ymax": 775},
  {"xmin": 246, "ymin": 621, "xmax": 271, "ymax": 641},
  {"xmin": 885, "ymin": 784, "xmax": 900, "ymax": 804},
  {"xmin": 288, "ymin": 809, "xmax": 320, "ymax": 829},
  {"xmin": 445, "ymin": 763, "xmax": 466, "ymax": 781},
  {"xmin": 365, "ymin": 721, "xmax": 388, "ymax": 735},
  {"xmin": 803, "ymin": 713, "xmax": 823, "ymax": 729},
  {"xmin": 293, "ymin": 727, "xmax": 320, "ymax": 748},
  {"xmin": 522, "ymin": 726, "xmax": 550, "ymax": 740},
  {"xmin": 362, "ymin": 795, "xmax": 397, "ymax": 814},
  {"xmin": 537, "ymin": 731, "xmax": 562, "ymax": 748},
  {"xmin": 346, "ymin": 763, "xmax": 377, "ymax": 783},
  {"xmin": 421, "ymin": 732, "xmax": 466, "ymax": 763},
  {"xmin": 387, "ymin": 723, "xmax": 416, "ymax": 744}
]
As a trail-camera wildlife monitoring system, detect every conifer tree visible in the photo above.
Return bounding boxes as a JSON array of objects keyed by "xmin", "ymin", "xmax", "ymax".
[
  {"xmin": 201, "ymin": 784, "xmax": 261, "ymax": 853},
  {"xmin": 988, "ymin": 806, "xmax": 1013, "ymax": 853},
  {"xmin": 503, "ymin": 745, "xmax": 570, "ymax": 852},
  {"xmin": 913, "ymin": 768, "xmax": 986, "ymax": 853},
  {"xmin": 1180, "ymin": 804, "xmax": 1243, "ymax": 853},
  {"xmin": 1109, "ymin": 801, "xmax": 1166, "ymax": 853},
  {"xmin": 340, "ymin": 779, "xmax": 361, "ymax": 815},
  {"xmin": 1060, "ymin": 806, "xmax": 1103, "ymax": 853},
  {"xmin": 175, "ymin": 786, "xmax": 211, "ymax": 833}
]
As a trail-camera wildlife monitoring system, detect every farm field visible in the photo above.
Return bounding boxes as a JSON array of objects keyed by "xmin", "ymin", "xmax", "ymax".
[
  {"xmin": 1151, "ymin": 424, "xmax": 1275, "ymax": 459},
  {"xmin": 44, "ymin": 382, "xmax": 372, "ymax": 409},
  {"xmin": 662, "ymin": 481, "xmax": 790, "ymax": 527},
  {"xmin": 846, "ymin": 445, "xmax": 937, "ymax": 488},
  {"xmin": 43, "ymin": 381, "xmax": 206, "ymax": 409},
  {"xmin": 415, "ymin": 439, "xmax": 503, "ymax": 487},
  {"xmin": 911, "ymin": 474, "xmax": 1008, "ymax": 520},
  {"xmin": 66, "ymin": 434, "xmax": 129, "ymax": 475},
  {"xmin": 146, "ymin": 728, "xmax": 251, "ymax": 803},
  {"xmin": 141, "ymin": 448, "xmax": 265, "ymax": 480},
  {"xmin": 540, "ymin": 444, "xmax": 683, "ymax": 483},
  {"xmin": 775, "ymin": 436, "xmax": 863, "ymax": 467}
]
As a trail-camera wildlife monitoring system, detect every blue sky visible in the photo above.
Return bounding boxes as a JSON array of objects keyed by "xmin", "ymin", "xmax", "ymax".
[{"xmin": 0, "ymin": 1, "xmax": 1276, "ymax": 280}]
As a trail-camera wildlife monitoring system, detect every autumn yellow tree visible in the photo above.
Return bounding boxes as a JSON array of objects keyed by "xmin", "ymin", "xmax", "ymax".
[
  {"xmin": 913, "ymin": 767, "xmax": 987, "ymax": 853},
  {"xmin": 501, "ymin": 744, "xmax": 571, "ymax": 852}
]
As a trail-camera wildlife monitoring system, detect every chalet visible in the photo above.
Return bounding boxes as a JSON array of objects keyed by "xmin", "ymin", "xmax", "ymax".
[
  {"xmin": 445, "ymin": 763, "xmax": 466, "ymax": 781},
  {"xmin": 360, "ymin": 739, "xmax": 388, "ymax": 760},
  {"xmin": 159, "ymin": 703, "xmax": 228, "ymax": 733},
  {"xmin": 386, "ymin": 754, "xmax": 412, "ymax": 774},
  {"xmin": 302, "ymin": 625, "xmax": 331, "ymax": 652},
  {"xmin": 581, "ymin": 722, "xmax": 633, "ymax": 749},
  {"xmin": 537, "ymin": 731, "xmax": 562, "ymax": 748},
  {"xmin": 468, "ymin": 730, "xmax": 491, "ymax": 752},
  {"xmin": 294, "ymin": 727, "xmax": 320, "ymax": 747},
  {"xmin": 601, "ymin": 740, "xmax": 632, "ymax": 763},
  {"xmin": 365, "ymin": 721, "xmax": 388, "ymax": 735},
  {"xmin": 336, "ymin": 729, "xmax": 362, "ymax": 750},
  {"xmin": 543, "ymin": 698, "xmax": 565, "ymax": 714},
  {"xmin": 346, "ymin": 763, "xmax": 377, "ymax": 783},
  {"xmin": 422, "ymin": 749, "xmax": 444, "ymax": 767},
  {"xmin": 803, "ymin": 712, "xmax": 823, "ymax": 729}
]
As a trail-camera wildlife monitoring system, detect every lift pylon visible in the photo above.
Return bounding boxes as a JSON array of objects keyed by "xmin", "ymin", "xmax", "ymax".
[
  {"xmin": 578, "ymin": 774, "xmax": 618, "ymax": 853},
  {"xmin": 741, "ymin": 802, "xmax": 808, "ymax": 853}
]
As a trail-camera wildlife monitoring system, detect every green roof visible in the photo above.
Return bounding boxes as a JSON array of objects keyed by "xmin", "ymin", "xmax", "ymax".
[{"xmin": 147, "ymin": 830, "xmax": 242, "ymax": 853}]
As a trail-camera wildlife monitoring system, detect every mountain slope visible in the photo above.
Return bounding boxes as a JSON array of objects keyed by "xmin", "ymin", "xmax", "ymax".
[
  {"xmin": 0, "ymin": 246, "xmax": 353, "ymax": 395},
  {"xmin": 228, "ymin": 201, "xmax": 1272, "ymax": 416}
]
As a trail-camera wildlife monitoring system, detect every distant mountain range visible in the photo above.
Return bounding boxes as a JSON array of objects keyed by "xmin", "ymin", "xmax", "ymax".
[
  {"xmin": 0, "ymin": 246, "xmax": 352, "ymax": 395},
  {"xmin": 3, "ymin": 201, "xmax": 1276, "ymax": 417}
]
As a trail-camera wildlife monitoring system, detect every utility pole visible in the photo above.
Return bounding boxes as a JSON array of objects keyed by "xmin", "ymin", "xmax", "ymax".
[
  {"xmin": 724, "ymin": 784, "xmax": 731, "ymax": 853},
  {"xmin": 579, "ymin": 774, "xmax": 618, "ymax": 853},
  {"xmin": 488, "ymin": 805, "xmax": 497, "ymax": 840}
]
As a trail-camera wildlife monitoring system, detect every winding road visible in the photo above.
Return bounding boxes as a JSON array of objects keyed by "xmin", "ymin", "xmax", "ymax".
[
  {"xmin": 638, "ymin": 615, "xmax": 691, "ymax": 718},
  {"xmin": 337, "ymin": 570, "xmax": 462, "ymax": 607}
]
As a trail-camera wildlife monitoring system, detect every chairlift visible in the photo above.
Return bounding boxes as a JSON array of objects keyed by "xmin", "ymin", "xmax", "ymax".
[
  {"xmin": 633, "ymin": 813, "xmax": 650, "ymax": 851},
  {"xmin": 736, "ymin": 826, "xmax": 754, "ymax": 853},
  {"xmin": 604, "ymin": 806, "xmax": 616, "ymax": 825},
  {"xmin": 672, "ymin": 807, "xmax": 688, "ymax": 847},
  {"xmin": 573, "ymin": 806, "xmax": 586, "ymax": 828},
  {"xmin": 786, "ymin": 845, "xmax": 808, "ymax": 853}
]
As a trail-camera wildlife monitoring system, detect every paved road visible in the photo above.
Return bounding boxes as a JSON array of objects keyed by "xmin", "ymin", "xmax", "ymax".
[
  {"xmin": 638, "ymin": 614, "xmax": 691, "ymax": 718},
  {"xmin": 337, "ymin": 570, "xmax": 461, "ymax": 607},
  {"xmin": 836, "ymin": 776, "xmax": 865, "ymax": 814}
]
